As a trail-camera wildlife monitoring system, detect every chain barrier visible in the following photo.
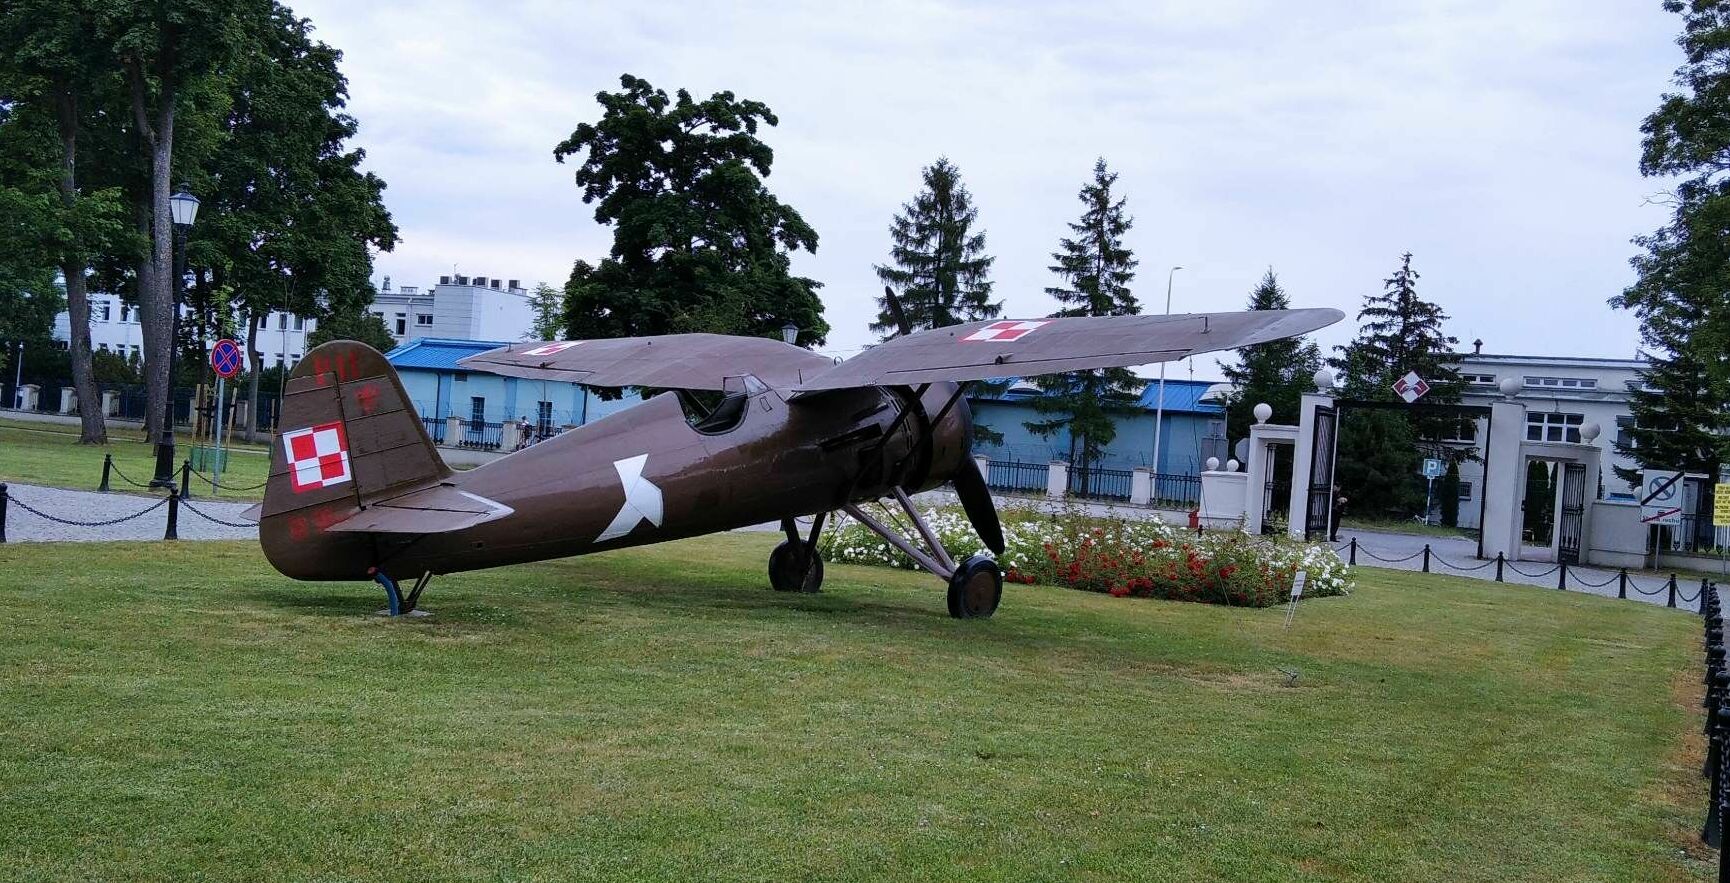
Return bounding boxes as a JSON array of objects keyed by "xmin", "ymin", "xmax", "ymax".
[
  {"xmin": 1357, "ymin": 547, "xmax": 1426, "ymax": 564},
  {"xmin": 105, "ymin": 459, "xmax": 158, "ymax": 490},
  {"xmin": 187, "ymin": 466, "xmax": 269, "ymax": 492},
  {"xmin": 1626, "ymin": 578, "xmax": 1671, "ymax": 597},
  {"xmin": 3, "ymin": 488, "xmax": 167, "ymax": 527},
  {"xmin": 178, "ymin": 499, "xmax": 259, "ymax": 529},
  {"xmin": 1568, "ymin": 570, "xmax": 1620, "ymax": 589},
  {"xmin": 1341, "ymin": 536, "xmax": 1707, "ymax": 608},
  {"xmin": 1428, "ymin": 554, "xmax": 1497, "ymax": 573},
  {"xmin": 1504, "ymin": 560, "xmax": 1562, "ymax": 579}
]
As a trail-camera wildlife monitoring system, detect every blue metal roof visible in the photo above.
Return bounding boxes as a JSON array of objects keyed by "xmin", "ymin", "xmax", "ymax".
[
  {"xmin": 970, "ymin": 376, "xmax": 1222, "ymax": 415},
  {"xmin": 385, "ymin": 338, "xmax": 509, "ymax": 372}
]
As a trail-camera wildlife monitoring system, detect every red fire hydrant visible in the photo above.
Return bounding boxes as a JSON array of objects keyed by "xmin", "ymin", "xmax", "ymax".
[{"xmin": 1188, "ymin": 508, "xmax": 1201, "ymax": 532}]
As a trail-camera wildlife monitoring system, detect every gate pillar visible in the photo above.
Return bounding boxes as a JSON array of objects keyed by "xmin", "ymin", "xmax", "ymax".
[
  {"xmin": 1480, "ymin": 391, "xmax": 1528, "ymax": 563},
  {"xmin": 1288, "ymin": 370, "xmax": 1337, "ymax": 541}
]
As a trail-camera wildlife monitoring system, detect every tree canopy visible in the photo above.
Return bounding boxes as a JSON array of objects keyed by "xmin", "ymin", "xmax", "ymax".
[
  {"xmin": 872, "ymin": 157, "xmax": 999, "ymax": 336},
  {"xmin": 555, "ymin": 74, "xmax": 827, "ymax": 345}
]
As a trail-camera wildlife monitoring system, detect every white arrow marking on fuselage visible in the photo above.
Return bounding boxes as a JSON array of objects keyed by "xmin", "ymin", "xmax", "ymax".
[{"xmin": 597, "ymin": 454, "xmax": 663, "ymax": 542}]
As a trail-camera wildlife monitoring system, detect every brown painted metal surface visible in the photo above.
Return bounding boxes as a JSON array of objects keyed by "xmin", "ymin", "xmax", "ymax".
[{"xmin": 259, "ymin": 306, "xmax": 1341, "ymax": 589}]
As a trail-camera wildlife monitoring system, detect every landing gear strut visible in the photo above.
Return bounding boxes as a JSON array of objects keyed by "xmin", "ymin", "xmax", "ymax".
[
  {"xmin": 769, "ymin": 514, "xmax": 826, "ymax": 593},
  {"xmin": 371, "ymin": 568, "xmax": 432, "ymax": 616},
  {"xmin": 843, "ymin": 488, "xmax": 1003, "ymax": 619}
]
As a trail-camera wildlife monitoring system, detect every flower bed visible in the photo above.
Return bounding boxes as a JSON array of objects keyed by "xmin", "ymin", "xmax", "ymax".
[{"xmin": 818, "ymin": 504, "xmax": 1351, "ymax": 607}]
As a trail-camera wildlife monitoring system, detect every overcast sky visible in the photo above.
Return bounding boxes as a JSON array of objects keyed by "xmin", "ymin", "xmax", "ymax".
[{"xmin": 290, "ymin": 0, "xmax": 1682, "ymax": 376}]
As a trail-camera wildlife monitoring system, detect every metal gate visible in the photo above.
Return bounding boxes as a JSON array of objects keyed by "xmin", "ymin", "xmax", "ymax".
[
  {"xmin": 1262, "ymin": 443, "xmax": 1292, "ymax": 535},
  {"xmin": 1305, "ymin": 406, "xmax": 1337, "ymax": 541},
  {"xmin": 1557, "ymin": 461, "xmax": 1586, "ymax": 564}
]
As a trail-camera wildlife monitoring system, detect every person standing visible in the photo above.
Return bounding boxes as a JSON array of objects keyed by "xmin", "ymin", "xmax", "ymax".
[{"xmin": 1329, "ymin": 484, "xmax": 1347, "ymax": 542}]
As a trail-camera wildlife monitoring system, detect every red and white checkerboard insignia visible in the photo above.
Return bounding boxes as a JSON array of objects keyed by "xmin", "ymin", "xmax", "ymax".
[
  {"xmin": 523, "ymin": 341, "xmax": 583, "ymax": 357},
  {"xmin": 961, "ymin": 320, "xmax": 1050, "ymax": 342},
  {"xmin": 282, "ymin": 421, "xmax": 352, "ymax": 493}
]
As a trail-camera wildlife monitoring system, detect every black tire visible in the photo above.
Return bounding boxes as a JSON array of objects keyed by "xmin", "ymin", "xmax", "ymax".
[
  {"xmin": 947, "ymin": 555, "xmax": 1002, "ymax": 619},
  {"xmin": 768, "ymin": 541, "xmax": 824, "ymax": 593}
]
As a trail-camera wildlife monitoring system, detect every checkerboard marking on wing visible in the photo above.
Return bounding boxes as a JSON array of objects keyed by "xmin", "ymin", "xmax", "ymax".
[
  {"xmin": 282, "ymin": 421, "xmax": 352, "ymax": 492},
  {"xmin": 960, "ymin": 320, "xmax": 1050, "ymax": 342}
]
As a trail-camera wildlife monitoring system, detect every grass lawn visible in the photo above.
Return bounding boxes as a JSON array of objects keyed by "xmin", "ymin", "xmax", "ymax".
[
  {"xmin": 0, "ymin": 422, "xmax": 270, "ymax": 500},
  {"xmin": 0, "ymin": 535, "xmax": 1714, "ymax": 882},
  {"xmin": 1341, "ymin": 517, "xmax": 1477, "ymax": 541}
]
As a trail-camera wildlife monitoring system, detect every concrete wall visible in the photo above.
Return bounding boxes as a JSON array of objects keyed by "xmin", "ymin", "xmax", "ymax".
[
  {"xmin": 970, "ymin": 400, "xmax": 1225, "ymax": 475},
  {"xmin": 1587, "ymin": 499, "xmax": 1647, "ymax": 570},
  {"xmin": 1199, "ymin": 470, "xmax": 1247, "ymax": 529}
]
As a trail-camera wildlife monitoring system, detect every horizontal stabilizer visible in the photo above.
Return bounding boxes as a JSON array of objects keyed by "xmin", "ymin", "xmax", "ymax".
[
  {"xmin": 324, "ymin": 485, "xmax": 514, "ymax": 534},
  {"xmin": 793, "ymin": 308, "xmax": 1344, "ymax": 393}
]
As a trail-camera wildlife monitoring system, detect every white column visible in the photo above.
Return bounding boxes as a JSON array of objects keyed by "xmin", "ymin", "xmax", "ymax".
[
  {"xmin": 1479, "ymin": 398, "xmax": 1528, "ymax": 563},
  {"xmin": 1130, "ymin": 467, "xmax": 1152, "ymax": 506},
  {"xmin": 1046, "ymin": 460, "xmax": 1068, "ymax": 500},
  {"xmin": 1287, "ymin": 391, "xmax": 1333, "ymax": 540},
  {"xmin": 58, "ymin": 386, "xmax": 76, "ymax": 414},
  {"xmin": 499, "ymin": 421, "xmax": 521, "ymax": 452},
  {"xmin": 444, "ymin": 415, "xmax": 463, "ymax": 447},
  {"xmin": 973, "ymin": 454, "xmax": 990, "ymax": 480},
  {"xmin": 19, "ymin": 383, "xmax": 38, "ymax": 410},
  {"xmin": 1244, "ymin": 440, "xmax": 1268, "ymax": 536},
  {"xmin": 101, "ymin": 390, "xmax": 118, "ymax": 416}
]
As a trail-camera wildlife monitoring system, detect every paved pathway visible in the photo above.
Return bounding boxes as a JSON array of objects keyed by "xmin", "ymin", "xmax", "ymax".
[
  {"xmin": 1, "ymin": 483, "xmax": 256, "ymax": 542},
  {"xmin": 1334, "ymin": 527, "xmax": 1702, "ymax": 610}
]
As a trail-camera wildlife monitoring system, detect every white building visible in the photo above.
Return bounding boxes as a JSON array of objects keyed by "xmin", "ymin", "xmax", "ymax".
[
  {"xmin": 52, "ymin": 297, "xmax": 315, "ymax": 368},
  {"xmin": 371, "ymin": 274, "xmax": 535, "ymax": 345},
  {"xmin": 1447, "ymin": 350, "xmax": 1646, "ymax": 528}
]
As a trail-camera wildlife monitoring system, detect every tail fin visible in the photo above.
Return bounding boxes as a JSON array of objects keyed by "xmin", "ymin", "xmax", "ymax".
[{"xmin": 260, "ymin": 341, "xmax": 451, "ymax": 579}]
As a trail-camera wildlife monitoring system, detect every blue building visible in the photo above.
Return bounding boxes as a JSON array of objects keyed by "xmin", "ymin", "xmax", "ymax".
[
  {"xmin": 385, "ymin": 338, "xmax": 641, "ymax": 443},
  {"xmin": 969, "ymin": 378, "xmax": 1227, "ymax": 476}
]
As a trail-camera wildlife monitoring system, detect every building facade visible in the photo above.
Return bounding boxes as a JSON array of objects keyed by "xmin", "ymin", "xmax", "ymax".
[
  {"xmin": 385, "ymin": 337, "xmax": 641, "ymax": 444},
  {"xmin": 1445, "ymin": 351, "xmax": 1646, "ymax": 528},
  {"xmin": 52, "ymin": 298, "xmax": 316, "ymax": 368},
  {"xmin": 968, "ymin": 378, "xmax": 1228, "ymax": 475},
  {"xmin": 372, "ymin": 274, "xmax": 535, "ymax": 346}
]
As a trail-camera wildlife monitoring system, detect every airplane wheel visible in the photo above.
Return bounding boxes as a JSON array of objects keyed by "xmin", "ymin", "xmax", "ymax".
[
  {"xmin": 769, "ymin": 541, "xmax": 824, "ymax": 593},
  {"xmin": 947, "ymin": 555, "xmax": 1002, "ymax": 619}
]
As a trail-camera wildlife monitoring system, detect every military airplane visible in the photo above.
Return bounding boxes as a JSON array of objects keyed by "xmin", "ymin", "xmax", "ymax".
[{"xmin": 256, "ymin": 294, "xmax": 1340, "ymax": 618}]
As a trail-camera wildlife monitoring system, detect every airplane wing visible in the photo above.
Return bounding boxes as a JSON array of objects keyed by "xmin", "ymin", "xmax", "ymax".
[
  {"xmin": 458, "ymin": 334, "xmax": 836, "ymax": 391},
  {"xmin": 792, "ymin": 308, "xmax": 1343, "ymax": 393}
]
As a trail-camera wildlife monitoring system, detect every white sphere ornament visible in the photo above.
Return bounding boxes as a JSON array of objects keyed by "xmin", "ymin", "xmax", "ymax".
[
  {"xmin": 1313, "ymin": 368, "xmax": 1335, "ymax": 393},
  {"xmin": 1581, "ymin": 422, "xmax": 1601, "ymax": 443},
  {"xmin": 1499, "ymin": 377, "xmax": 1521, "ymax": 398},
  {"xmin": 1253, "ymin": 402, "xmax": 1273, "ymax": 424},
  {"xmin": 1226, "ymin": 459, "xmax": 1240, "ymax": 472},
  {"xmin": 1205, "ymin": 457, "xmax": 1220, "ymax": 472}
]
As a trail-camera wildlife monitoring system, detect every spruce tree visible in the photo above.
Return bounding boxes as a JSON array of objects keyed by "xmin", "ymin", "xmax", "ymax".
[
  {"xmin": 872, "ymin": 157, "xmax": 999, "ymax": 335},
  {"xmin": 1216, "ymin": 269, "xmax": 1322, "ymax": 445},
  {"xmin": 1328, "ymin": 252, "xmax": 1462, "ymax": 517},
  {"xmin": 1610, "ymin": 1, "xmax": 1730, "ymax": 486},
  {"xmin": 1024, "ymin": 159, "xmax": 1140, "ymax": 483}
]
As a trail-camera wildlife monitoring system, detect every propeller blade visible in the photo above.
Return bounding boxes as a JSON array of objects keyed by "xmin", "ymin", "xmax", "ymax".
[
  {"xmin": 883, "ymin": 286, "xmax": 913, "ymax": 338},
  {"xmin": 951, "ymin": 455, "xmax": 1005, "ymax": 555}
]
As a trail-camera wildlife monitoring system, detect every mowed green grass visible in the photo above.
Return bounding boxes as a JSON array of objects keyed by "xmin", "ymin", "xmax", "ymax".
[
  {"xmin": 0, "ymin": 421, "xmax": 270, "ymax": 500},
  {"xmin": 0, "ymin": 535, "xmax": 1713, "ymax": 882}
]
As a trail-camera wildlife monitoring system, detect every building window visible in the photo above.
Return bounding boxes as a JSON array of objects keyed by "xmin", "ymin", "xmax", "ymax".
[
  {"xmin": 1437, "ymin": 419, "xmax": 1477, "ymax": 443},
  {"xmin": 536, "ymin": 400, "xmax": 554, "ymax": 438},
  {"xmin": 1524, "ymin": 376, "xmax": 1598, "ymax": 390},
  {"xmin": 452, "ymin": 371, "xmax": 469, "ymax": 383},
  {"xmin": 289, "ymin": 353, "xmax": 301, "ymax": 366},
  {"xmin": 304, "ymin": 317, "xmax": 316, "ymax": 332},
  {"xmin": 394, "ymin": 314, "xmax": 407, "ymax": 336},
  {"xmin": 416, "ymin": 313, "xmax": 433, "ymax": 327},
  {"xmin": 274, "ymin": 353, "xmax": 284, "ymax": 367},
  {"xmin": 1461, "ymin": 373, "xmax": 1496, "ymax": 385},
  {"xmin": 292, "ymin": 316, "xmax": 304, "ymax": 331},
  {"xmin": 470, "ymin": 396, "xmax": 486, "ymax": 426},
  {"xmin": 1458, "ymin": 481, "xmax": 1473, "ymax": 500},
  {"xmin": 95, "ymin": 303, "xmax": 111, "ymax": 322},
  {"xmin": 1616, "ymin": 415, "xmax": 1635, "ymax": 449},
  {"xmin": 1526, "ymin": 411, "xmax": 1584, "ymax": 443},
  {"xmin": 278, "ymin": 313, "xmax": 288, "ymax": 330},
  {"xmin": 120, "ymin": 304, "xmax": 131, "ymax": 323},
  {"xmin": 97, "ymin": 342, "xmax": 109, "ymax": 352}
]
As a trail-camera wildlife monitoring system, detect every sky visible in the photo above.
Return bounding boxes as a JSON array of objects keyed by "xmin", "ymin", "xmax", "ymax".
[{"xmin": 290, "ymin": 0, "xmax": 1684, "ymax": 377}]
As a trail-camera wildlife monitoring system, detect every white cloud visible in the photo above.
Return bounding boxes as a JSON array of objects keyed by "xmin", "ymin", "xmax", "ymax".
[{"xmin": 291, "ymin": 0, "xmax": 1679, "ymax": 365}]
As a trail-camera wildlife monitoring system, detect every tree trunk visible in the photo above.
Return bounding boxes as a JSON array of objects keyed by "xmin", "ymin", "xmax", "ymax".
[
  {"xmin": 51, "ymin": 77, "xmax": 105, "ymax": 445},
  {"xmin": 132, "ymin": 63, "xmax": 176, "ymax": 446},
  {"xmin": 244, "ymin": 310, "xmax": 262, "ymax": 443}
]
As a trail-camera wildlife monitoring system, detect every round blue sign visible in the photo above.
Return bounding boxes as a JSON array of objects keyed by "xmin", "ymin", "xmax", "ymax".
[{"xmin": 211, "ymin": 339, "xmax": 243, "ymax": 378}]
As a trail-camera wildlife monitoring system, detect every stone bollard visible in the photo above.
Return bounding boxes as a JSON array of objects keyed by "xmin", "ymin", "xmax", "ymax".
[
  {"xmin": 59, "ymin": 386, "xmax": 76, "ymax": 414},
  {"xmin": 1046, "ymin": 460, "xmax": 1068, "ymax": 501},
  {"xmin": 444, "ymin": 415, "xmax": 463, "ymax": 447}
]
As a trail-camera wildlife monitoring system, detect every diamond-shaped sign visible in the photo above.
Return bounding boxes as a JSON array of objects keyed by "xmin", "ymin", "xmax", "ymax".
[{"xmin": 1392, "ymin": 371, "xmax": 1430, "ymax": 404}]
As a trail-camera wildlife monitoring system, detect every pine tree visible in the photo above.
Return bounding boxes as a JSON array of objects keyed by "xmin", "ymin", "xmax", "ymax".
[
  {"xmin": 872, "ymin": 157, "xmax": 999, "ymax": 335},
  {"xmin": 1216, "ymin": 269, "xmax": 1321, "ymax": 445},
  {"xmin": 1023, "ymin": 159, "xmax": 1140, "ymax": 482},
  {"xmin": 1610, "ymin": 1, "xmax": 1730, "ymax": 486},
  {"xmin": 1328, "ymin": 252, "xmax": 1463, "ymax": 517}
]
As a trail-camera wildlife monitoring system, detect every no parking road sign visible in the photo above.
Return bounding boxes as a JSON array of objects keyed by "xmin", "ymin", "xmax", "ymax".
[
  {"xmin": 1641, "ymin": 469, "xmax": 1685, "ymax": 527},
  {"xmin": 210, "ymin": 339, "xmax": 243, "ymax": 379}
]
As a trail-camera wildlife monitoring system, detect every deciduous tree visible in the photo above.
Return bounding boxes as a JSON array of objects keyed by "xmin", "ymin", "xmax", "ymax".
[{"xmin": 555, "ymin": 74, "xmax": 827, "ymax": 344}]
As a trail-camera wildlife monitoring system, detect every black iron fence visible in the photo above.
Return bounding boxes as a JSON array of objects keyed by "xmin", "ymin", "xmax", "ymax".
[
  {"xmin": 422, "ymin": 416, "xmax": 446, "ymax": 444},
  {"xmin": 986, "ymin": 460, "xmax": 1049, "ymax": 495},
  {"xmin": 1068, "ymin": 466, "xmax": 1133, "ymax": 502},
  {"xmin": 1152, "ymin": 473, "xmax": 1202, "ymax": 508},
  {"xmin": 1695, "ymin": 588, "xmax": 1728, "ymax": 872},
  {"xmin": 459, "ymin": 420, "xmax": 504, "ymax": 451}
]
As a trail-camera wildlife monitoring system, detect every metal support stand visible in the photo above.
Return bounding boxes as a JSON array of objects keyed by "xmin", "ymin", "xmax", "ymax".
[
  {"xmin": 843, "ymin": 500, "xmax": 956, "ymax": 580},
  {"xmin": 374, "ymin": 569, "xmax": 402, "ymax": 616}
]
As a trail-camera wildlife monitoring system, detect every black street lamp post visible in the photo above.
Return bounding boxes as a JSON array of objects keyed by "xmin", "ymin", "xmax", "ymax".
[{"xmin": 149, "ymin": 185, "xmax": 200, "ymax": 489}]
